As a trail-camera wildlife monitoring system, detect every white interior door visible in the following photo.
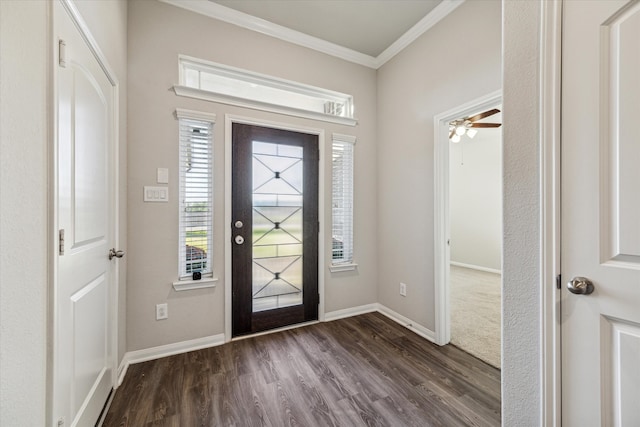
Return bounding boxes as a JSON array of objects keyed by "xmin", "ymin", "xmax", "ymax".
[
  {"xmin": 53, "ymin": 2, "xmax": 118, "ymax": 426},
  {"xmin": 562, "ymin": 1, "xmax": 640, "ymax": 425}
]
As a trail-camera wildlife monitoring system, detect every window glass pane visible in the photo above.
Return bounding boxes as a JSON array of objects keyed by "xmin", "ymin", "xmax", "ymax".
[
  {"xmin": 179, "ymin": 57, "xmax": 353, "ymax": 119},
  {"xmin": 252, "ymin": 141, "xmax": 304, "ymax": 312},
  {"xmin": 179, "ymin": 118, "xmax": 213, "ymax": 278},
  {"xmin": 332, "ymin": 139, "xmax": 354, "ymax": 264}
]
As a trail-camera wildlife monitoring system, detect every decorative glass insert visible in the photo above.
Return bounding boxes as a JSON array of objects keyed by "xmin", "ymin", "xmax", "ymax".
[{"xmin": 252, "ymin": 141, "xmax": 304, "ymax": 312}]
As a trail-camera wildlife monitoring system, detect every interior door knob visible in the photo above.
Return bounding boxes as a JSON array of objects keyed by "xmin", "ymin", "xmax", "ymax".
[
  {"xmin": 109, "ymin": 248, "xmax": 125, "ymax": 260},
  {"xmin": 567, "ymin": 276, "xmax": 594, "ymax": 295}
]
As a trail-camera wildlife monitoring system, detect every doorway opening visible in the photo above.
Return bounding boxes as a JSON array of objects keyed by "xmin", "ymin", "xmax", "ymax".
[{"xmin": 434, "ymin": 91, "xmax": 502, "ymax": 370}]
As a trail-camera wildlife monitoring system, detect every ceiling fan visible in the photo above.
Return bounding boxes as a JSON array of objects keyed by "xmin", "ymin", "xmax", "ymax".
[{"xmin": 449, "ymin": 108, "xmax": 501, "ymax": 143}]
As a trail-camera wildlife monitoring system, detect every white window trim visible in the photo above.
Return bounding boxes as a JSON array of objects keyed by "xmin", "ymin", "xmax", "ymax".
[
  {"xmin": 172, "ymin": 277, "xmax": 218, "ymax": 292},
  {"xmin": 331, "ymin": 133, "xmax": 357, "ymax": 272},
  {"xmin": 176, "ymin": 109, "xmax": 216, "ymax": 285},
  {"xmin": 329, "ymin": 263, "xmax": 358, "ymax": 273},
  {"xmin": 174, "ymin": 55, "xmax": 357, "ymax": 127},
  {"xmin": 176, "ymin": 108, "xmax": 217, "ymax": 122}
]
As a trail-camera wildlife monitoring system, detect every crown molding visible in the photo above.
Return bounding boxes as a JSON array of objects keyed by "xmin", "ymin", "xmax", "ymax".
[
  {"xmin": 159, "ymin": 0, "xmax": 378, "ymax": 68},
  {"xmin": 374, "ymin": 0, "xmax": 466, "ymax": 68},
  {"xmin": 159, "ymin": 0, "xmax": 465, "ymax": 70}
]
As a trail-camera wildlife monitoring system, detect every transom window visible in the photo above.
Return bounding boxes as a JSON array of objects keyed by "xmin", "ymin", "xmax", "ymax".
[{"xmin": 175, "ymin": 55, "xmax": 356, "ymax": 126}]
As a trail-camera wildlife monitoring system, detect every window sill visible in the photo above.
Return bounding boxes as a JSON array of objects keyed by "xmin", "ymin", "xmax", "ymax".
[
  {"xmin": 172, "ymin": 277, "xmax": 218, "ymax": 292},
  {"xmin": 329, "ymin": 263, "xmax": 358, "ymax": 273}
]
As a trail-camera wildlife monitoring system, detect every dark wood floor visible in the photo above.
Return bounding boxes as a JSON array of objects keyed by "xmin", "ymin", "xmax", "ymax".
[{"xmin": 103, "ymin": 312, "xmax": 500, "ymax": 426}]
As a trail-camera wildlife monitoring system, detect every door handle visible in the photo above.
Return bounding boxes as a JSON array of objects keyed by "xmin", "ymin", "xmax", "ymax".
[
  {"xmin": 109, "ymin": 248, "xmax": 125, "ymax": 260},
  {"xmin": 567, "ymin": 276, "xmax": 594, "ymax": 295},
  {"xmin": 235, "ymin": 235, "xmax": 244, "ymax": 245}
]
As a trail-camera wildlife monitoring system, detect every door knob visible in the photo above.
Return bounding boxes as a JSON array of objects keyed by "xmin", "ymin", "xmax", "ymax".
[
  {"xmin": 235, "ymin": 235, "xmax": 244, "ymax": 245},
  {"xmin": 108, "ymin": 248, "xmax": 125, "ymax": 260},
  {"xmin": 567, "ymin": 276, "xmax": 594, "ymax": 295}
]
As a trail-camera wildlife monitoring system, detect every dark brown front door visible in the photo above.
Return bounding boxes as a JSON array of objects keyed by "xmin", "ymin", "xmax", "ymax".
[{"xmin": 232, "ymin": 123, "xmax": 319, "ymax": 337}]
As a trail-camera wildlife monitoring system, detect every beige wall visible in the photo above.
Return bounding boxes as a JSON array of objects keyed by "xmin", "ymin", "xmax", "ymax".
[
  {"xmin": 450, "ymin": 129, "xmax": 502, "ymax": 271},
  {"xmin": 0, "ymin": 2, "xmax": 49, "ymax": 424},
  {"xmin": 126, "ymin": 0, "xmax": 378, "ymax": 351},
  {"xmin": 376, "ymin": 0, "xmax": 502, "ymax": 330}
]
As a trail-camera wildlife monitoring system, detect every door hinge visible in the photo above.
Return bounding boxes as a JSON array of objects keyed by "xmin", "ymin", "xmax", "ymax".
[
  {"xmin": 58, "ymin": 39, "xmax": 67, "ymax": 68},
  {"xmin": 556, "ymin": 274, "xmax": 561, "ymax": 290},
  {"xmin": 58, "ymin": 229, "xmax": 65, "ymax": 256},
  {"xmin": 318, "ymin": 221, "xmax": 320, "ymax": 233}
]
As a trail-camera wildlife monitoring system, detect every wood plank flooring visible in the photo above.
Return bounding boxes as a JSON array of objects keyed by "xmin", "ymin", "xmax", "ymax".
[{"xmin": 103, "ymin": 312, "xmax": 500, "ymax": 426}]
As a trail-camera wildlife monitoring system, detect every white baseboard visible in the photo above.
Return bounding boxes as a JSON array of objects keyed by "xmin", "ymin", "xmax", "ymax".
[
  {"xmin": 376, "ymin": 304, "xmax": 437, "ymax": 343},
  {"xmin": 325, "ymin": 303, "xmax": 436, "ymax": 344},
  {"xmin": 450, "ymin": 261, "xmax": 501, "ymax": 275},
  {"xmin": 324, "ymin": 303, "xmax": 379, "ymax": 321},
  {"xmin": 117, "ymin": 333, "xmax": 225, "ymax": 386},
  {"xmin": 116, "ymin": 305, "xmax": 437, "ymax": 387}
]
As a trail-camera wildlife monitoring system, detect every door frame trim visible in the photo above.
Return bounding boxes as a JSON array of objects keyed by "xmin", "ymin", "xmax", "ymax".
[
  {"xmin": 433, "ymin": 89, "xmax": 502, "ymax": 347},
  {"xmin": 224, "ymin": 114, "xmax": 326, "ymax": 342},
  {"xmin": 50, "ymin": 0, "xmax": 121, "ymax": 424},
  {"xmin": 540, "ymin": 1, "xmax": 562, "ymax": 425}
]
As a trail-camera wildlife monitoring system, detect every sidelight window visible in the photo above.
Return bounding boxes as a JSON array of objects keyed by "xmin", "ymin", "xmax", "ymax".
[
  {"xmin": 177, "ymin": 109, "xmax": 215, "ymax": 280},
  {"xmin": 331, "ymin": 134, "xmax": 356, "ymax": 270}
]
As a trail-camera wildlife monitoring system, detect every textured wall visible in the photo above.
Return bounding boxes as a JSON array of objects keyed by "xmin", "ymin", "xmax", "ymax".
[
  {"xmin": 0, "ymin": 2, "xmax": 49, "ymax": 424},
  {"xmin": 126, "ymin": 0, "xmax": 378, "ymax": 351},
  {"xmin": 376, "ymin": 0, "xmax": 502, "ymax": 331},
  {"xmin": 502, "ymin": 0, "xmax": 542, "ymax": 424}
]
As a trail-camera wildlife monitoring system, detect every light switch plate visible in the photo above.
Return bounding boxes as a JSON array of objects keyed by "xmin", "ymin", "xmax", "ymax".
[
  {"xmin": 157, "ymin": 167, "xmax": 169, "ymax": 184},
  {"xmin": 144, "ymin": 186, "xmax": 169, "ymax": 202}
]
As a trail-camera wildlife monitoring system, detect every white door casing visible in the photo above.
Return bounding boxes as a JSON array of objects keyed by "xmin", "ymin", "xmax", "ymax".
[
  {"xmin": 562, "ymin": 1, "xmax": 640, "ymax": 425},
  {"xmin": 52, "ymin": 1, "xmax": 119, "ymax": 425},
  {"xmin": 433, "ymin": 90, "xmax": 502, "ymax": 346}
]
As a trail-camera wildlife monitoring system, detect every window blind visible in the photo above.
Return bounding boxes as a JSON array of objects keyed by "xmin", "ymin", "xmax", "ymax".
[
  {"xmin": 178, "ymin": 115, "xmax": 214, "ymax": 279},
  {"xmin": 331, "ymin": 134, "xmax": 355, "ymax": 264}
]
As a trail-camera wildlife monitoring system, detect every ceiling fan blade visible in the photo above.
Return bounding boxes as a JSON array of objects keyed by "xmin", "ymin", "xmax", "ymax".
[
  {"xmin": 466, "ymin": 108, "xmax": 500, "ymax": 123},
  {"xmin": 469, "ymin": 122, "xmax": 502, "ymax": 128}
]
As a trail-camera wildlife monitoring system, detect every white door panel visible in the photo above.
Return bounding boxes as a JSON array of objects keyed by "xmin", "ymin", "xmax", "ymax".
[
  {"xmin": 53, "ymin": 1, "xmax": 116, "ymax": 426},
  {"xmin": 562, "ymin": 1, "xmax": 640, "ymax": 425},
  {"xmin": 73, "ymin": 65, "xmax": 107, "ymax": 245}
]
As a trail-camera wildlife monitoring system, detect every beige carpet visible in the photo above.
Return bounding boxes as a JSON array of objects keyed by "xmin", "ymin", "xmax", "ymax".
[{"xmin": 450, "ymin": 265, "xmax": 501, "ymax": 368}]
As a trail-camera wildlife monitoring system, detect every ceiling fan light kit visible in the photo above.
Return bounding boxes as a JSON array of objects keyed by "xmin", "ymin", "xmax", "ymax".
[{"xmin": 449, "ymin": 108, "xmax": 501, "ymax": 142}]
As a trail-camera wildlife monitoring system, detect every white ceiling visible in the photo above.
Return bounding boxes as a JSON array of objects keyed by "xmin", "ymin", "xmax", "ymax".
[
  {"xmin": 210, "ymin": 0, "xmax": 443, "ymax": 57},
  {"xmin": 162, "ymin": 0, "xmax": 463, "ymax": 68}
]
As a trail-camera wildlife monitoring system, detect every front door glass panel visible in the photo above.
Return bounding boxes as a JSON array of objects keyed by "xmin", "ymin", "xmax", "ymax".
[{"xmin": 252, "ymin": 141, "xmax": 304, "ymax": 312}]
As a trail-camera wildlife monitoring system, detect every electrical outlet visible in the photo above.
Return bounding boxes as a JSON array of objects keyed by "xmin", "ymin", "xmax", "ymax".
[
  {"xmin": 156, "ymin": 303, "xmax": 168, "ymax": 320},
  {"xmin": 400, "ymin": 282, "xmax": 407, "ymax": 297}
]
